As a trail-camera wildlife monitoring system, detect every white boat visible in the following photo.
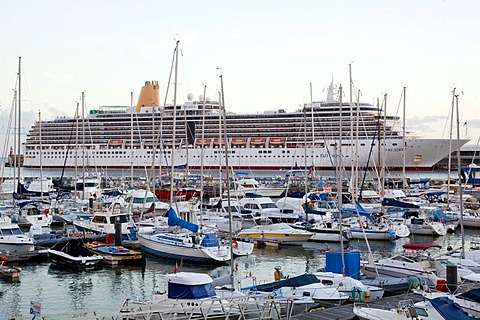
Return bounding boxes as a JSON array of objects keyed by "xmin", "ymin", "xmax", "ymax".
[
  {"xmin": 238, "ymin": 196, "xmax": 300, "ymax": 224},
  {"xmin": 353, "ymin": 297, "xmax": 476, "ymax": 320},
  {"xmin": 121, "ymin": 272, "xmax": 243, "ymax": 319},
  {"xmin": 21, "ymin": 81, "xmax": 466, "ymax": 171},
  {"xmin": 73, "ymin": 196, "xmax": 137, "ymax": 238},
  {"xmin": 237, "ymin": 223, "xmax": 313, "ymax": 245},
  {"xmin": 244, "ymin": 273, "xmax": 349, "ymax": 314},
  {"xmin": 0, "ymin": 213, "xmax": 35, "ymax": 253},
  {"xmin": 361, "ymin": 243, "xmax": 476, "ymax": 286},
  {"xmin": 226, "ymin": 173, "xmax": 286, "ymax": 198},
  {"xmin": 14, "ymin": 199, "xmax": 53, "ymax": 228},
  {"xmin": 138, "ymin": 208, "xmax": 230, "ymax": 264},
  {"xmin": 290, "ymin": 220, "xmax": 352, "ymax": 243},
  {"xmin": 415, "ymin": 288, "xmax": 480, "ymax": 318},
  {"xmin": 124, "ymin": 188, "xmax": 169, "ymax": 214},
  {"xmin": 343, "ymin": 217, "xmax": 396, "ymax": 241},
  {"xmin": 314, "ymin": 271, "xmax": 385, "ymax": 302}
]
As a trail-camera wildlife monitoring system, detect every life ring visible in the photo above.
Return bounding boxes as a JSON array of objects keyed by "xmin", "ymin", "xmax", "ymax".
[
  {"xmin": 232, "ymin": 240, "xmax": 239, "ymax": 248},
  {"xmin": 105, "ymin": 233, "xmax": 115, "ymax": 243}
]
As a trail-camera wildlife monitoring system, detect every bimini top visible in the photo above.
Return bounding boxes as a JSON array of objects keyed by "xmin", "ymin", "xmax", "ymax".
[{"xmin": 402, "ymin": 243, "xmax": 442, "ymax": 251}]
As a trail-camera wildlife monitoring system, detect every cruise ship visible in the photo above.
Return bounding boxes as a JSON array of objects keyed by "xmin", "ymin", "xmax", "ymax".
[{"xmin": 22, "ymin": 81, "xmax": 467, "ymax": 171}]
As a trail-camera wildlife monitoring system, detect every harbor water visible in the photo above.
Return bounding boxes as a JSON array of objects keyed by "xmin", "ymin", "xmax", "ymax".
[{"xmin": 1, "ymin": 229, "xmax": 477, "ymax": 319}]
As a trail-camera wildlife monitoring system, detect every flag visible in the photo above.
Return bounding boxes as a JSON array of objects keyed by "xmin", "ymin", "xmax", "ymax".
[
  {"xmin": 174, "ymin": 261, "xmax": 179, "ymax": 273},
  {"xmin": 308, "ymin": 166, "xmax": 313, "ymax": 176}
]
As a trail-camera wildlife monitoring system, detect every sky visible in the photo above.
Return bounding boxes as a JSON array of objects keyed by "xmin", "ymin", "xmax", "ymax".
[{"xmin": 1, "ymin": 0, "xmax": 479, "ymax": 156}]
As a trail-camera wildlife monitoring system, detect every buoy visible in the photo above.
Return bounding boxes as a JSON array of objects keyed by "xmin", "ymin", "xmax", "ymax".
[
  {"xmin": 232, "ymin": 240, "xmax": 239, "ymax": 248},
  {"xmin": 106, "ymin": 233, "xmax": 115, "ymax": 243}
]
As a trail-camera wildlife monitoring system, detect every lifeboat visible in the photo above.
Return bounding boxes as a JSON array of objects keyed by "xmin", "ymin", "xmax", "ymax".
[
  {"xmin": 231, "ymin": 138, "xmax": 248, "ymax": 145},
  {"xmin": 269, "ymin": 138, "xmax": 286, "ymax": 145},
  {"xmin": 108, "ymin": 139, "xmax": 123, "ymax": 146},
  {"xmin": 195, "ymin": 138, "xmax": 211, "ymax": 145},
  {"xmin": 213, "ymin": 139, "xmax": 226, "ymax": 145},
  {"xmin": 250, "ymin": 138, "xmax": 266, "ymax": 145}
]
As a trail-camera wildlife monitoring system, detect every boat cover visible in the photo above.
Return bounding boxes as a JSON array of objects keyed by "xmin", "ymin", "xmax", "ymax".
[
  {"xmin": 382, "ymin": 198, "xmax": 420, "ymax": 209},
  {"xmin": 429, "ymin": 297, "xmax": 477, "ymax": 320},
  {"xmin": 168, "ymin": 281, "xmax": 216, "ymax": 299},
  {"xmin": 166, "ymin": 207, "xmax": 198, "ymax": 233},
  {"xmin": 458, "ymin": 289, "xmax": 480, "ymax": 303},
  {"xmin": 247, "ymin": 273, "xmax": 319, "ymax": 292},
  {"xmin": 403, "ymin": 243, "xmax": 442, "ymax": 250}
]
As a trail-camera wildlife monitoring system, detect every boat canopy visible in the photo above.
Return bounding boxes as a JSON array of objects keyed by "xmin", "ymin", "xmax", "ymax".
[
  {"xmin": 458, "ymin": 288, "xmax": 480, "ymax": 303},
  {"xmin": 168, "ymin": 279, "xmax": 215, "ymax": 299}
]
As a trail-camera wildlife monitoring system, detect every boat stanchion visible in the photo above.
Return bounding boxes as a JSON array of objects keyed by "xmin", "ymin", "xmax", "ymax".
[{"xmin": 115, "ymin": 217, "xmax": 122, "ymax": 246}]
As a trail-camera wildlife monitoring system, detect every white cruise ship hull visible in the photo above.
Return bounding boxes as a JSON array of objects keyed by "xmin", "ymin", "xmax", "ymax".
[{"xmin": 22, "ymin": 137, "xmax": 463, "ymax": 171}]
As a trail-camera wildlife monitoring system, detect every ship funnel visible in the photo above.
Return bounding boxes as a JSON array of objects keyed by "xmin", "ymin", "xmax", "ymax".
[{"xmin": 136, "ymin": 81, "xmax": 160, "ymax": 112}]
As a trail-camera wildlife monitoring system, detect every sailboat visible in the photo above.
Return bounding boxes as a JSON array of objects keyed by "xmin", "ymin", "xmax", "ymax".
[{"xmin": 137, "ymin": 41, "xmax": 230, "ymax": 265}]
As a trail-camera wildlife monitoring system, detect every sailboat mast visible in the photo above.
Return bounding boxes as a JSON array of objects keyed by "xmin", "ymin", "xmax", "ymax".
[
  {"xmin": 447, "ymin": 88, "xmax": 456, "ymax": 209},
  {"xmin": 39, "ymin": 111, "xmax": 44, "ymax": 199},
  {"xmin": 81, "ymin": 91, "xmax": 86, "ymax": 200},
  {"xmin": 130, "ymin": 92, "xmax": 134, "ymax": 186},
  {"xmin": 402, "ymin": 87, "xmax": 407, "ymax": 189},
  {"xmin": 169, "ymin": 40, "xmax": 180, "ymax": 207},
  {"xmin": 17, "ymin": 56, "xmax": 21, "ymax": 182},
  {"xmin": 310, "ymin": 82, "xmax": 315, "ymax": 175},
  {"xmin": 337, "ymin": 84, "xmax": 346, "ymax": 276},
  {"xmin": 219, "ymin": 75, "xmax": 235, "ymax": 284},
  {"xmin": 455, "ymin": 93, "xmax": 465, "ymax": 258}
]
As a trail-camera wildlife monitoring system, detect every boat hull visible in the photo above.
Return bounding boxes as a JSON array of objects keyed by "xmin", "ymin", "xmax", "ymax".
[{"xmin": 138, "ymin": 233, "xmax": 230, "ymax": 264}]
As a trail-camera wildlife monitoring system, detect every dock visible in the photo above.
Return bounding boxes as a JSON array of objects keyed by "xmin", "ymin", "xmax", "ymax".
[{"xmin": 293, "ymin": 293, "xmax": 425, "ymax": 320}]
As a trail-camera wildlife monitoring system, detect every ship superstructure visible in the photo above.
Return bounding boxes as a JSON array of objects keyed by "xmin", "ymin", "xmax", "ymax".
[{"xmin": 22, "ymin": 81, "xmax": 466, "ymax": 171}]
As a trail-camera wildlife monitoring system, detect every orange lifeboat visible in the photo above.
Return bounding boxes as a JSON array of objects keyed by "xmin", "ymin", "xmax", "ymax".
[
  {"xmin": 250, "ymin": 138, "xmax": 267, "ymax": 145},
  {"xmin": 269, "ymin": 138, "xmax": 286, "ymax": 145},
  {"xmin": 231, "ymin": 138, "xmax": 248, "ymax": 145},
  {"xmin": 195, "ymin": 138, "xmax": 211, "ymax": 145},
  {"xmin": 213, "ymin": 139, "xmax": 226, "ymax": 145},
  {"xmin": 108, "ymin": 139, "xmax": 123, "ymax": 146}
]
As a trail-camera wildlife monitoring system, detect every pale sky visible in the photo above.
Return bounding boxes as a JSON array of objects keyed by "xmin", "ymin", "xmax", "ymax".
[{"xmin": 1, "ymin": 0, "xmax": 479, "ymax": 156}]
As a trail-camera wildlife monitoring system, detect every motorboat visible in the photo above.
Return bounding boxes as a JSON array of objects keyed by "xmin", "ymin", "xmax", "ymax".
[
  {"xmin": 48, "ymin": 238, "xmax": 104, "ymax": 270},
  {"xmin": 353, "ymin": 297, "xmax": 477, "ymax": 320},
  {"xmin": 243, "ymin": 273, "xmax": 349, "ymax": 314},
  {"xmin": 0, "ymin": 213, "xmax": 35, "ymax": 254},
  {"xmin": 73, "ymin": 196, "xmax": 137, "ymax": 241},
  {"xmin": 226, "ymin": 172, "xmax": 286, "ymax": 198},
  {"xmin": 13, "ymin": 200, "xmax": 53, "ymax": 228},
  {"xmin": 361, "ymin": 243, "xmax": 476, "ymax": 286},
  {"xmin": 138, "ymin": 208, "xmax": 230, "ymax": 264},
  {"xmin": 414, "ymin": 288, "xmax": 480, "ymax": 318},
  {"xmin": 314, "ymin": 271, "xmax": 385, "ymax": 302},
  {"xmin": 237, "ymin": 223, "xmax": 313, "ymax": 245},
  {"xmin": 239, "ymin": 195, "xmax": 300, "ymax": 224},
  {"xmin": 125, "ymin": 188, "xmax": 169, "ymax": 214}
]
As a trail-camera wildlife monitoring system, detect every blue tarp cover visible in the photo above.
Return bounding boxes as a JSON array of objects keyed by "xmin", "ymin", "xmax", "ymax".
[
  {"xmin": 168, "ymin": 282, "xmax": 215, "ymax": 299},
  {"xmin": 382, "ymin": 198, "xmax": 420, "ymax": 209},
  {"xmin": 429, "ymin": 297, "xmax": 477, "ymax": 320}
]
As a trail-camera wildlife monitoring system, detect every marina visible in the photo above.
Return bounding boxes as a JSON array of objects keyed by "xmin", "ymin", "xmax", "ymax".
[{"xmin": 1, "ymin": 226, "xmax": 479, "ymax": 319}]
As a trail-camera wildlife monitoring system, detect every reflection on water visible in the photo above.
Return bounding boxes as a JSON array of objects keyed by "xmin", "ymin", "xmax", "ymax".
[{"xmin": 0, "ymin": 229, "xmax": 479, "ymax": 318}]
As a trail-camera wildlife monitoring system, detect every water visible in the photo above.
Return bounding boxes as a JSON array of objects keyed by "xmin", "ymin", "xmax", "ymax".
[{"xmin": 1, "ymin": 229, "xmax": 476, "ymax": 319}]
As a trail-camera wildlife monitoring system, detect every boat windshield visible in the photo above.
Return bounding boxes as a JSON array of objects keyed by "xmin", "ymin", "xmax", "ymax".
[
  {"xmin": 1, "ymin": 227, "xmax": 22, "ymax": 236},
  {"xmin": 261, "ymin": 203, "xmax": 277, "ymax": 209}
]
